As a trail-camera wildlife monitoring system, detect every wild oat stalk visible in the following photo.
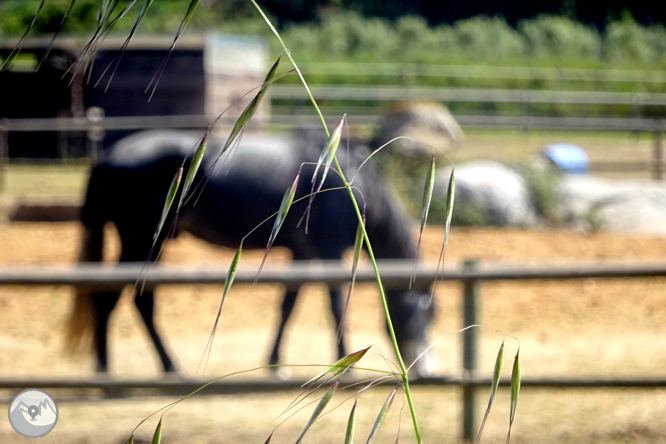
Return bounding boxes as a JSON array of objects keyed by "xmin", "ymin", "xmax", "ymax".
[
  {"xmin": 250, "ymin": 2, "xmax": 425, "ymax": 442},
  {"xmin": 366, "ymin": 387, "xmax": 398, "ymax": 444},
  {"xmin": 151, "ymin": 418, "xmax": 163, "ymax": 444},
  {"xmin": 507, "ymin": 349, "xmax": 522, "ymax": 444},
  {"xmin": 476, "ymin": 341, "xmax": 504, "ymax": 444},
  {"xmin": 295, "ymin": 381, "xmax": 339, "ymax": 444},
  {"xmin": 146, "ymin": 0, "xmax": 200, "ymax": 100},
  {"xmin": 344, "ymin": 400, "xmax": 358, "ymax": 444},
  {"xmin": 1, "ymin": 0, "xmax": 45, "ymax": 70},
  {"xmin": 411, "ymin": 153, "xmax": 436, "ymax": 288}
]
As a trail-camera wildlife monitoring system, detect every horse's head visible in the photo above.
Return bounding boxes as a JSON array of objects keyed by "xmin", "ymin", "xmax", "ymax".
[{"xmin": 387, "ymin": 288, "xmax": 436, "ymax": 378}]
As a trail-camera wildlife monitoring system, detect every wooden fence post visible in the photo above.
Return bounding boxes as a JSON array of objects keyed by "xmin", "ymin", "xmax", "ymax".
[{"xmin": 462, "ymin": 259, "xmax": 479, "ymax": 441}]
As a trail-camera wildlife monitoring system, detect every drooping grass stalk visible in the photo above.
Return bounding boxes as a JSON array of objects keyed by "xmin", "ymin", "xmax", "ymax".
[
  {"xmin": 151, "ymin": 418, "xmax": 163, "ymax": 444},
  {"xmin": 476, "ymin": 341, "xmax": 504, "ymax": 444},
  {"xmin": 302, "ymin": 116, "xmax": 344, "ymax": 232},
  {"xmin": 254, "ymin": 171, "xmax": 299, "ymax": 283},
  {"xmin": 433, "ymin": 169, "xmax": 455, "ymax": 298},
  {"xmin": 153, "ymin": 164, "xmax": 183, "ymax": 242},
  {"xmin": 282, "ymin": 346, "xmax": 371, "ymax": 416},
  {"xmin": 0, "ymin": 0, "xmax": 45, "ymax": 70},
  {"xmin": 344, "ymin": 400, "xmax": 358, "ymax": 444},
  {"xmin": 145, "ymin": 0, "xmax": 200, "ymax": 100},
  {"xmin": 95, "ymin": 0, "xmax": 155, "ymax": 91},
  {"xmin": 198, "ymin": 244, "xmax": 242, "ymax": 373},
  {"xmin": 366, "ymin": 386, "xmax": 398, "ymax": 444},
  {"xmin": 37, "ymin": 0, "xmax": 77, "ymax": 71},
  {"xmin": 304, "ymin": 346, "xmax": 370, "ymax": 387},
  {"xmin": 411, "ymin": 153, "xmax": 436, "ymax": 288},
  {"xmin": 333, "ymin": 155, "xmax": 423, "ymax": 444},
  {"xmin": 507, "ymin": 349, "xmax": 522, "ymax": 444},
  {"xmin": 249, "ymin": 2, "xmax": 424, "ymax": 441},
  {"xmin": 249, "ymin": 0, "xmax": 327, "ymax": 133},
  {"xmin": 337, "ymin": 215, "xmax": 365, "ymax": 343},
  {"xmin": 295, "ymin": 381, "xmax": 339, "ymax": 444}
]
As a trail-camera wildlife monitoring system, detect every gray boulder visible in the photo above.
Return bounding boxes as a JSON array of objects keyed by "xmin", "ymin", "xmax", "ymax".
[
  {"xmin": 436, "ymin": 161, "xmax": 538, "ymax": 227},
  {"xmin": 557, "ymin": 176, "xmax": 666, "ymax": 234}
]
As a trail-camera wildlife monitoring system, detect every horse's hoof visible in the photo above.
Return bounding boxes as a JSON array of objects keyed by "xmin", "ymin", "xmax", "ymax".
[
  {"xmin": 163, "ymin": 369, "xmax": 184, "ymax": 380},
  {"xmin": 269, "ymin": 366, "xmax": 292, "ymax": 380}
]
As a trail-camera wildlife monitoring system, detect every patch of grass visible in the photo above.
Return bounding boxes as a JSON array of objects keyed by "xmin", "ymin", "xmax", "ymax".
[{"xmin": 0, "ymin": 162, "xmax": 89, "ymax": 202}]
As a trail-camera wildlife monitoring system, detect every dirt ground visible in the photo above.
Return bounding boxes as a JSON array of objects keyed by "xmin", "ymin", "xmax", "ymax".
[{"xmin": 1, "ymin": 222, "xmax": 666, "ymax": 443}]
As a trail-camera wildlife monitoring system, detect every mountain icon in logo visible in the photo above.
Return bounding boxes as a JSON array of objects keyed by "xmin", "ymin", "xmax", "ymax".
[{"xmin": 8, "ymin": 389, "xmax": 58, "ymax": 438}]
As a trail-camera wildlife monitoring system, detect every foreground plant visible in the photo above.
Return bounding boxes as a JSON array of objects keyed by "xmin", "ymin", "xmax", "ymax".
[{"xmin": 12, "ymin": 1, "xmax": 520, "ymax": 442}]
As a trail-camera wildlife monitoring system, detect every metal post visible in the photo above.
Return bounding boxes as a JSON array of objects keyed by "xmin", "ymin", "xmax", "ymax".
[
  {"xmin": 653, "ymin": 119, "xmax": 663, "ymax": 181},
  {"xmin": 86, "ymin": 107, "xmax": 105, "ymax": 165},
  {"xmin": 462, "ymin": 259, "xmax": 479, "ymax": 442}
]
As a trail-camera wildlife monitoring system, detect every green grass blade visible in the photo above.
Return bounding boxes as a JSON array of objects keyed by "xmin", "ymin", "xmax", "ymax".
[
  {"xmin": 250, "ymin": 0, "xmax": 329, "ymax": 135},
  {"xmin": 255, "ymin": 172, "xmax": 299, "ymax": 283},
  {"xmin": 153, "ymin": 165, "xmax": 183, "ymax": 242},
  {"xmin": 96, "ymin": 0, "xmax": 154, "ymax": 91},
  {"xmin": 302, "ymin": 117, "xmax": 344, "ymax": 232},
  {"xmin": 284, "ymin": 347, "xmax": 369, "ymax": 416},
  {"xmin": 313, "ymin": 117, "xmax": 344, "ymax": 192},
  {"xmin": 476, "ymin": 341, "xmax": 505, "ymax": 444},
  {"xmin": 37, "ymin": 0, "xmax": 77, "ymax": 71},
  {"xmin": 337, "ymin": 217, "xmax": 365, "ymax": 342},
  {"xmin": 304, "ymin": 347, "xmax": 370, "ymax": 387},
  {"xmin": 127, "ymin": 435, "xmax": 134, "ymax": 444},
  {"xmin": 151, "ymin": 419, "xmax": 163, "ymax": 444},
  {"xmin": 179, "ymin": 133, "xmax": 208, "ymax": 207},
  {"xmin": 172, "ymin": 0, "xmax": 200, "ymax": 42},
  {"xmin": 219, "ymin": 55, "xmax": 281, "ymax": 155},
  {"xmin": 443, "ymin": 170, "xmax": 455, "ymax": 249},
  {"xmin": 366, "ymin": 387, "xmax": 398, "ymax": 444},
  {"xmin": 411, "ymin": 154, "xmax": 436, "ymax": 288},
  {"xmin": 145, "ymin": 0, "xmax": 200, "ymax": 99},
  {"xmin": 506, "ymin": 350, "xmax": 521, "ymax": 444},
  {"xmin": 295, "ymin": 381, "xmax": 339, "ymax": 444},
  {"xmin": 1, "ymin": 0, "xmax": 45, "ymax": 70},
  {"xmin": 433, "ymin": 170, "xmax": 455, "ymax": 295},
  {"xmin": 199, "ymin": 245, "xmax": 243, "ymax": 372},
  {"xmin": 345, "ymin": 400, "xmax": 358, "ymax": 444}
]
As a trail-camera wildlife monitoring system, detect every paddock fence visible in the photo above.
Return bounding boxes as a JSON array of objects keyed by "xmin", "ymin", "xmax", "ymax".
[
  {"xmin": 1, "ymin": 110, "xmax": 665, "ymax": 185},
  {"xmin": 1, "ymin": 259, "xmax": 666, "ymax": 440}
]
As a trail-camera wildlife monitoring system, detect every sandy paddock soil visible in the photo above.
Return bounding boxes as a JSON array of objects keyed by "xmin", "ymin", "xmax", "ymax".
[{"xmin": 1, "ymin": 222, "xmax": 666, "ymax": 443}]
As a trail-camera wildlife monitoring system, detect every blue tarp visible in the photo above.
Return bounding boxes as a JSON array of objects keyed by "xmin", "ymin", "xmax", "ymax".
[{"xmin": 541, "ymin": 143, "xmax": 588, "ymax": 174}]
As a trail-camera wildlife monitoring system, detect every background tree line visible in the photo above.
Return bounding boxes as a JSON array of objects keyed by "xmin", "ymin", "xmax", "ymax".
[{"xmin": 0, "ymin": 0, "xmax": 664, "ymax": 69}]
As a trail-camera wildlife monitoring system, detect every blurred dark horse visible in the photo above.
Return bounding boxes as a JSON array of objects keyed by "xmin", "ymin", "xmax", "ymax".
[{"xmin": 65, "ymin": 130, "xmax": 435, "ymax": 376}]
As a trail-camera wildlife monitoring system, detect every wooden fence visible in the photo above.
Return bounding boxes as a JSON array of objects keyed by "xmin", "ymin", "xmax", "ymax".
[
  {"xmin": 1, "ymin": 111, "xmax": 665, "ymax": 183},
  {"xmin": 1, "ymin": 259, "xmax": 666, "ymax": 440}
]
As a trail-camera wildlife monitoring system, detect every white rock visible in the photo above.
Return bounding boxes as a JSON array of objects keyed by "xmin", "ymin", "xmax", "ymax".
[{"xmin": 436, "ymin": 161, "xmax": 538, "ymax": 227}]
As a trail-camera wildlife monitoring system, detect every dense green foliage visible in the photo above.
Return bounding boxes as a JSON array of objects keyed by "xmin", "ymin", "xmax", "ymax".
[{"xmin": 1, "ymin": 1, "xmax": 665, "ymax": 70}]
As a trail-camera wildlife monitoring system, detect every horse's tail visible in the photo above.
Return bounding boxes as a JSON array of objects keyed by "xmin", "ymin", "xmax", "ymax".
[{"xmin": 64, "ymin": 164, "xmax": 110, "ymax": 356}]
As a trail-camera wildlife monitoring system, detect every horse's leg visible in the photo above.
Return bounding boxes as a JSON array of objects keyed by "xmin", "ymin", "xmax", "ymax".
[
  {"xmin": 268, "ymin": 288, "xmax": 299, "ymax": 369},
  {"xmin": 93, "ymin": 292, "xmax": 121, "ymax": 373},
  {"xmin": 134, "ymin": 291, "xmax": 178, "ymax": 373},
  {"xmin": 118, "ymin": 224, "xmax": 178, "ymax": 374},
  {"xmin": 328, "ymin": 288, "xmax": 348, "ymax": 359}
]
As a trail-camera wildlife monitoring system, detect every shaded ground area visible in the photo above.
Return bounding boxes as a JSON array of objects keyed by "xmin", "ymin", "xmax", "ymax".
[{"xmin": 1, "ymin": 222, "xmax": 665, "ymax": 443}]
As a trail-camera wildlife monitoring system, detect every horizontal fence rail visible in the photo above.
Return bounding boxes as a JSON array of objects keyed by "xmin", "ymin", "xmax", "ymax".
[
  {"xmin": 2, "ymin": 259, "xmax": 666, "ymax": 287},
  {"xmin": 1, "ymin": 376, "xmax": 664, "ymax": 396},
  {"xmin": 297, "ymin": 62, "xmax": 666, "ymax": 85},
  {"xmin": 2, "ymin": 113, "xmax": 664, "ymax": 132},
  {"xmin": 2, "ymin": 258, "xmax": 666, "ymax": 441},
  {"xmin": 271, "ymin": 85, "xmax": 666, "ymax": 106}
]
